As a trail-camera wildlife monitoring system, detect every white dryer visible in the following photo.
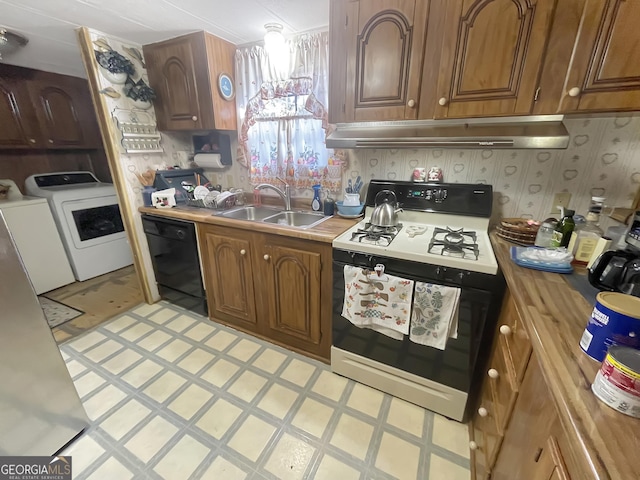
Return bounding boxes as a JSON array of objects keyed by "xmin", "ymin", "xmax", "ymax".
[
  {"xmin": 25, "ymin": 172, "xmax": 133, "ymax": 281},
  {"xmin": 0, "ymin": 179, "xmax": 75, "ymax": 294}
]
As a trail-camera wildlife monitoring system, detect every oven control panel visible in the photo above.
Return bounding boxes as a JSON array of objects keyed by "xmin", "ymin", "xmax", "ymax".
[
  {"xmin": 366, "ymin": 180, "xmax": 492, "ymax": 217},
  {"xmin": 408, "ymin": 188, "xmax": 448, "ymax": 203}
]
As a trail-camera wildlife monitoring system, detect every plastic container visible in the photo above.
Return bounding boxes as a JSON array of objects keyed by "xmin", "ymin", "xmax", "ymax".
[
  {"xmin": 142, "ymin": 186, "xmax": 156, "ymax": 207},
  {"xmin": 323, "ymin": 196, "xmax": 335, "ymax": 216},
  {"xmin": 534, "ymin": 222, "xmax": 555, "ymax": 247}
]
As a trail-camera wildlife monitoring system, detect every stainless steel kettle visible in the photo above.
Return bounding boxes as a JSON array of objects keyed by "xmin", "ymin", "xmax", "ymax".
[{"xmin": 370, "ymin": 190, "xmax": 402, "ymax": 227}]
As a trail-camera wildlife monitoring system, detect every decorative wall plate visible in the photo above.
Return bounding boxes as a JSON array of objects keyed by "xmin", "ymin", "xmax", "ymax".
[{"xmin": 218, "ymin": 73, "xmax": 235, "ymax": 101}]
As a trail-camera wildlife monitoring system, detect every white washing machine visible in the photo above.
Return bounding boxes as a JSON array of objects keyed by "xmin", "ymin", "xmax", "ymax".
[
  {"xmin": 25, "ymin": 172, "xmax": 133, "ymax": 281},
  {"xmin": 0, "ymin": 179, "xmax": 75, "ymax": 294}
]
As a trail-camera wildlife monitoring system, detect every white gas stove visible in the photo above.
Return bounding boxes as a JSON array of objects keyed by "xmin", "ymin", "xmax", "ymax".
[{"xmin": 333, "ymin": 208, "xmax": 498, "ymax": 275}]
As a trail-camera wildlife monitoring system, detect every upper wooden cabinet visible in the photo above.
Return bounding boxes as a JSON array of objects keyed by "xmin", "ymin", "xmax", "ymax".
[
  {"xmin": 330, "ymin": 0, "xmax": 640, "ymax": 120},
  {"xmin": 0, "ymin": 66, "xmax": 102, "ymax": 149},
  {"xmin": 0, "ymin": 77, "xmax": 40, "ymax": 148},
  {"xmin": 144, "ymin": 31, "xmax": 237, "ymax": 131},
  {"xmin": 559, "ymin": 0, "xmax": 640, "ymax": 112},
  {"xmin": 434, "ymin": 0, "xmax": 556, "ymax": 118},
  {"xmin": 329, "ymin": 0, "xmax": 431, "ymax": 123}
]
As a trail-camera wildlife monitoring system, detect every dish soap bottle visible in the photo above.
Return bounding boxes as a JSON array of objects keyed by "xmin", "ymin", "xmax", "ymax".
[
  {"xmin": 311, "ymin": 184, "xmax": 322, "ymax": 212},
  {"xmin": 550, "ymin": 209, "xmax": 575, "ymax": 248}
]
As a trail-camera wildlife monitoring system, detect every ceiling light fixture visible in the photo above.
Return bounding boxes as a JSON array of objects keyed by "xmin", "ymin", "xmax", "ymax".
[
  {"xmin": 0, "ymin": 28, "xmax": 28, "ymax": 60},
  {"xmin": 264, "ymin": 23, "xmax": 285, "ymax": 52}
]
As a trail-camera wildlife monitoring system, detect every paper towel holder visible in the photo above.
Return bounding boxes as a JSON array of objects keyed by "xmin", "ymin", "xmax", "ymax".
[{"xmin": 192, "ymin": 131, "xmax": 232, "ymax": 166}]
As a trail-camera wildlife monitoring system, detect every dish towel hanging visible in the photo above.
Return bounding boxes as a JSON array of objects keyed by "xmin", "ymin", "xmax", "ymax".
[
  {"xmin": 342, "ymin": 265, "xmax": 414, "ymax": 340},
  {"xmin": 410, "ymin": 282, "xmax": 461, "ymax": 350}
]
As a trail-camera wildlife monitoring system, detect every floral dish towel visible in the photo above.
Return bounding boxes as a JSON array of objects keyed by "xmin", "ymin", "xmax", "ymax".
[
  {"xmin": 410, "ymin": 282, "xmax": 461, "ymax": 350},
  {"xmin": 342, "ymin": 265, "xmax": 414, "ymax": 340}
]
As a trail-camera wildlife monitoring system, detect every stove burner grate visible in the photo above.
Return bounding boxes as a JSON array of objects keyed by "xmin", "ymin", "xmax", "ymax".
[
  {"xmin": 429, "ymin": 227, "xmax": 479, "ymax": 260},
  {"xmin": 350, "ymin": 223, "xmax": 402, "ymax": 247}
]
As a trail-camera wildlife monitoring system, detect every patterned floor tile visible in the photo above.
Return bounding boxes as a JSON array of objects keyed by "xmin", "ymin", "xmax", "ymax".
[
  {"xmin": 329, "ymin": 413, "xmax": 374, "ymax": 461},
  {"xmin": 195, "ymin": 398, "xmax": 243, "ymax": 440},
  {"xmin": 346, "ymin": 383, "xmax": 385, "ymax": 419},
  {"xmin": 314, "ymin": 454, "xmax": 361, "ymax": 480},
  {"xmin": 100, "ymin": 399, "xmax": 151, "ymax": 441},
  {"xmin": 257, "ymin": 383, "xmax": 299, "ymax": 419},
  {"xmin": 374, "ymin": 432, "xmax": 421, "ymax": 479},
  {"xmin": 168, "ymin": 384, "xmax": 211, "ymax": 419},
  {"xmin": 152, "ymin": 434, "xmax": 209, "ymax": 480},
  {"xmin": 227, "ymin": 415, "xmax": 277, "ymax": 462},
  {"xmin": 263, "ymin": 433, "xmax": 315, "ymax": 480},
  {"xmin": 201, "ymin": 456, "xmax": 248, "ymax": 480},
  {"xmin": 387, "ymin": 397, "xmax": 426, "ymax": 438},
  {"xmin": 86, "ymin": 457, "xmax": 133, "ymax": 480},
  {"xmin": 291, "ymin": 398, "xmax": 334, "ymax": 439},
  {"xmin": 432, "ymin": 414, "xmax": 471, "ymax": 459},
  {"xmin": 59, "ymin": 302, "xmax": 471, "ymax": 480},
  {"xmin": 123, "ymin": 416, "xmax": 178, "ymax": 463},
  {"xmin": 280, "ymin": 358, "xmax": 317, "ymax": 387}
]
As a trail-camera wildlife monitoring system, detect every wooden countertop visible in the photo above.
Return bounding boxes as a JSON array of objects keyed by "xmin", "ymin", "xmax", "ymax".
[
  {"xmin": 491, "ymin": 232, "xmax": 640, "ymax": 480},
  {"xmin": 138, "ymin": 205, "xmax": 358, "ymax": 244}
]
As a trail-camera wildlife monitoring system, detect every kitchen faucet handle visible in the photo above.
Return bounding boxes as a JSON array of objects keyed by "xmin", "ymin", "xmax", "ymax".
[{"xmin": 276, "ymin": 176, "xmax": 289, "ymax": 186}]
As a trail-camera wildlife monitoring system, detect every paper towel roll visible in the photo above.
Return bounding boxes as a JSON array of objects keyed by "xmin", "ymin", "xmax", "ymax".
[{"xmin": 194, "ymin": 153, "xmax": 224, "ymax": 169}]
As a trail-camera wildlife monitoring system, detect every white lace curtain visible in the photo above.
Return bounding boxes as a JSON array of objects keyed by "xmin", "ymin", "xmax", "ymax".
[{"xmin": 235, "ymin": 32, "xmax": 344, "ymax": 192}]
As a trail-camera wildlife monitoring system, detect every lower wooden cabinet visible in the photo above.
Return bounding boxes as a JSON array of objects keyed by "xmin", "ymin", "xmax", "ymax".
[
  {"xmin": 198, "ymin": 224, "xmax": 332, "ymax": 361},
  {"xmin": 471, "ymin": 290, "xmax": 583, "ymax": 480}
]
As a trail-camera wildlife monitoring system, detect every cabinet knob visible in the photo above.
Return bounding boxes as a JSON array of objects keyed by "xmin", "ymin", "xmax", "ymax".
[
  {"xmin": 469, "ymin": 441, "xmax": 478, "ymax": 450},
  {"xmin": 48, "ymin": 139, "xmax": 54, "ymax": 144},
  {"xmin": 191, "ymin": 115, "xmax": 198, "ymax": 121},
  {"xmin": 240, "ymin": 249, "xmax": 246, "ymax": 256},
  {"xmin": 29, "ymin": 138, "xmax": 36, "ymax": 144},
  {"xmin": 407, "ymin": 99, "xmax": 416, "ymax": 108},
  {"xmin": 263, "ymin": 254, "xmax": 270, "ymax": 261},
  {"xmin": 499, "ymin": 325, "xmax": 512, "ymax": 336},
  {"xmin": 438, "ymin": 97, "xmax": 448, "ymax": 106},
  {"xmin": 478, "ymin": 407, "xmax": 488, "ymax": 417},
  {"xmin": 488, "ymin": 368, "xmax": 500, "ymax": 379},
  {"xmin": 568, "ymin": 87, "xmax": 581, "ymax": 97}
]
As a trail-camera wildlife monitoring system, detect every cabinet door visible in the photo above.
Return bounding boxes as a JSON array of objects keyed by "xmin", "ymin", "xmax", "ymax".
[
  {"xmin": 561, "ymin": 0, "xmax": 640, "ymax": 112},
  {"xmin": 0, "ymin": 78, "xmax": 40, "ymax": 148},
  {"xmin": 200, "ymin": 227, "xmax": 258, "ymax": 331},
  {"xmin": 29, "ymin": 81, "xmax": 86, "ymax": 148},
  {"xmin": 329, "ymin": 0, "xmax": 430, "ymax": 122},
  {"xmin": 435, "ymin": 0, "xmax": 556, "ymax": 118},
  {"xmin": 262, "ymin": 244, "xmax": 322, "ymax": 345},
  {"xmin": 144, "ymin": 35, "xmax": 207, "ymax": 130}
]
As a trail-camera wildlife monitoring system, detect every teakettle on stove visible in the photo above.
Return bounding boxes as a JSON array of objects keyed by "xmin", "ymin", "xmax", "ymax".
[{"xmin": 589, "ymin": 212, "xmax": 640, "ymax": 297}]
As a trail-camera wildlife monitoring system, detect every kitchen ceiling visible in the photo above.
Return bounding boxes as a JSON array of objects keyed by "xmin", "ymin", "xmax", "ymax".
[{"xmin": 0, "ymin": 0, "xmax": 329, "ymax": 78}]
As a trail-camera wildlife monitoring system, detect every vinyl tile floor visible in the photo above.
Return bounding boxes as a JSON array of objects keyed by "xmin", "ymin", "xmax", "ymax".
[{"xmin": 59, "ymin": 302, "xmax": 471, "ymax": 480}]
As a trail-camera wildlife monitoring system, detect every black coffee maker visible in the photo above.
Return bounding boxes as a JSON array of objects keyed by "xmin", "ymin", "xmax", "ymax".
[{"xmin": 588, "ymin": 211, "xmax": 640, "ymax": 297}]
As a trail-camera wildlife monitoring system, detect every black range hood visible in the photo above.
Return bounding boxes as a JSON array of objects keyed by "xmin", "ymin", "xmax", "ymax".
[{"xmin": 326, "ymin": 116, "xmax": 570, "ymax": 150}]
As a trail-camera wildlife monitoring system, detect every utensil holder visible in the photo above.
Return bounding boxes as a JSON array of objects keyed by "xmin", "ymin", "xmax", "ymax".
[{"xmin": 344, "ymin": 193, "xmax": 360, "ymax": 206}]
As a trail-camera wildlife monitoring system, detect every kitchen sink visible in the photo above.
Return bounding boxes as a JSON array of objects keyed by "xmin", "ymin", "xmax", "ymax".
[
  {"xmin": 262, "ymin": 211, "xmax": 329, "ymax": 228},
  {"xmin": 219, "ymin": 205, "xmax": 283, "ymax": 221}
]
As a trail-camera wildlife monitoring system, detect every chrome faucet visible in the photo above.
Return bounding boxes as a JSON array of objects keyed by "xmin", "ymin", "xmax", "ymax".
[{"xmin": 255, "ymin": 177, "xmax": 292, "ymax": 211}]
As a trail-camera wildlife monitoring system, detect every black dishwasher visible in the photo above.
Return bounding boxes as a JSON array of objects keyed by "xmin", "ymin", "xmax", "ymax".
[{"xmin": 142, "ymin": 215, "xmax": 207, "ymax": 316}]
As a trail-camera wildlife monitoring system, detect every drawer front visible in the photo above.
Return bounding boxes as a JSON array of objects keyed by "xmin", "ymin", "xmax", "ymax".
[
  {"xmin": 498, "ymin": 297, "xmax": 532, "ymax": 384},
  {"xmin": 488, "ymin": 337, "xmax": 518, "ymax": 431}
]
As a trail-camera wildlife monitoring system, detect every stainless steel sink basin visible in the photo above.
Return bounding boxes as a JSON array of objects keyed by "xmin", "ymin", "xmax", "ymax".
[
  {"xmin": 262, "ymin": 211, "xmax": 329, "ymax": 228},
  {"xmin": 219, "ymin": 206, "xmax": 283, "ymax": 221}
]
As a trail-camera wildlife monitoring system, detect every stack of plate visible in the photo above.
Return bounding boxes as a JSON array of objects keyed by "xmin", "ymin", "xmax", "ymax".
[{"xmin": 496, "ymin": 218, "xmax": 540, "ymax": 245}]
